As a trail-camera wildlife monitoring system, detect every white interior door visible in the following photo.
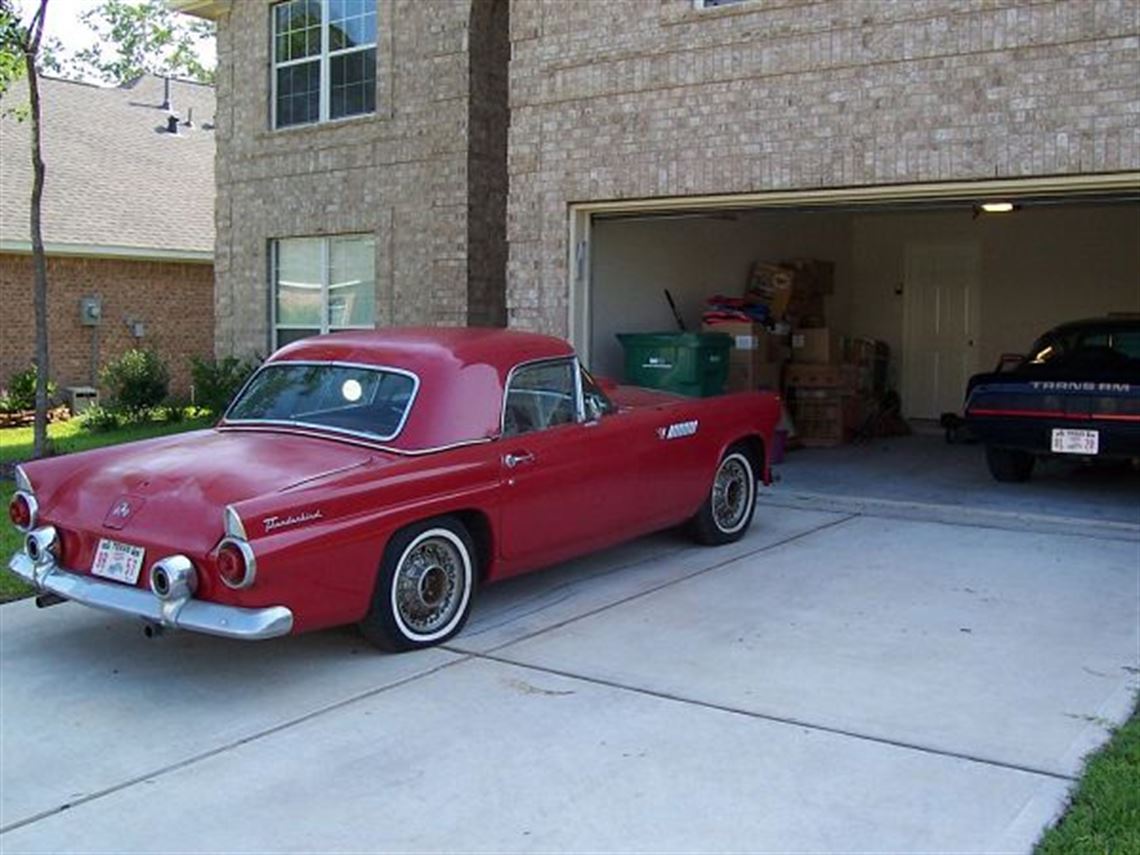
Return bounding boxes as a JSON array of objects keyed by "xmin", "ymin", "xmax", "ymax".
[{"xmin": 902, "ymin": 243, "xmax": 981, "ymax": 419}]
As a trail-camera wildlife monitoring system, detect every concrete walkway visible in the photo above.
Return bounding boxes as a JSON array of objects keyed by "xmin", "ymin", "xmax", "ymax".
[{"xmin": 1, "ymin": 492, "xmax": 1137, "ymax": 851}]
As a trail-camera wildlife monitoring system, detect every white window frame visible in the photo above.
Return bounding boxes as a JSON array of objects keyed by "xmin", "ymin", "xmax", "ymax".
[
  {"xmin": 271, "ymin": 234, "xmax": 375, "ymax": 350},
  {"xmin": 271, "ymin": 0, "xmax": 378, "ymax": 129}
]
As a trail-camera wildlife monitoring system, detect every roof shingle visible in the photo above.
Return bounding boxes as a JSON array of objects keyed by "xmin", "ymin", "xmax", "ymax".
[{"xmin": 0, "ymin": 74, "xmax": 214, "ymax": 256}]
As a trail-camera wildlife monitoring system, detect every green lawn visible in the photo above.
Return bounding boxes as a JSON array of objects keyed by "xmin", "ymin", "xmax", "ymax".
[
  {"xmin": 0, "ymin": 414, "xmax": 214, "ymax": 465},
  {"xmin": 1037, "ymin": 702, "xmax": 1140, "ymax": 854},
  {"xmin": 0, "ymin": 414, "xmax": 214, "ymax": 601}
]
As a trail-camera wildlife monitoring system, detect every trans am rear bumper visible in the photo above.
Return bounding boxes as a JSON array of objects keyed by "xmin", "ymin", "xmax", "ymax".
[
  {"xmin": 965, "ymin": 415, "xmax": 1140, "ymax": 459},
  {"xmin": 7, "ymin": 550, "xmax": 294, "ymax": 640}
]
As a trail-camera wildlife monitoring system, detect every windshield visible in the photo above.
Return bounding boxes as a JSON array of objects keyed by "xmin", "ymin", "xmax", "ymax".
[{"xmin": 225, "ymin": 362, "xmax": 417, "ymax": 441}]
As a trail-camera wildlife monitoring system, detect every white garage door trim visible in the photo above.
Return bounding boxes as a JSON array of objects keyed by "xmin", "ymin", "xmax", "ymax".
[{"xmin": 568, "ymin": 172, "xmax": 1140, "ymax": 365}]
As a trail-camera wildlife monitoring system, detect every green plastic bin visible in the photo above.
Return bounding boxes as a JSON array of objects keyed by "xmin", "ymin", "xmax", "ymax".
[{"xmin": 616, "ymin": 331, "xmax": 732, "ymax": 397}]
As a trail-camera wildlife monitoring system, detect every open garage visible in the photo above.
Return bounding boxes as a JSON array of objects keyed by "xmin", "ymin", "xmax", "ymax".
[{"xmin": 579, "ymin": 182, "xmax": 1140, "ymax": 422}]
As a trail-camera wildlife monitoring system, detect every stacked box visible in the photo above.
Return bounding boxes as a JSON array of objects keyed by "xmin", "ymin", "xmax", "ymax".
[
  {"xmin": 790, "ymin": 328, "xmax": 841, "ymax": 364},
  {"xmin": 700, "ymin": 320, "xmax": 787, "ymax": 393},
  {"xmin": 791, "ymin": 389, "xmax": 863, "ymax": 447}
]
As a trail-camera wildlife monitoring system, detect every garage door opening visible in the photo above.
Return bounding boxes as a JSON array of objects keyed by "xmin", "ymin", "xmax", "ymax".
[{"xmin": 581, "ymin": 192, "xmax": 1140, "ymax": 422}]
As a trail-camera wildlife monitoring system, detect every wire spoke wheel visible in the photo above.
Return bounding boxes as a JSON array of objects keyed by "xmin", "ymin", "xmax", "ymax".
[
  {"xmin": 394, "ymin": 536, "xmax": 466, "ymax": 636},
  {"xmin": 361, "ymin": 518, "xmax": 477, "ymax": 652},
  {"xmin": 691, "ymin": 447, "xmax": 758, "ymax": 545},
  {"xmin": 712, "ymin": 456, "xmax": 751, "ymax": 533}
]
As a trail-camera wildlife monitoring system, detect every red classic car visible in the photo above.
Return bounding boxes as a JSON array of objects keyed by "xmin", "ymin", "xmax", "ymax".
[{"xmin": 7, "ymin": 328, "xmax": 780, "ymax": 651}]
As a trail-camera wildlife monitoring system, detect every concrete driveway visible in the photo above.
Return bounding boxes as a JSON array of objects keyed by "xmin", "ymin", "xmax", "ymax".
[{"xmin": 1, "ymin": 457, "xmax": 1137, "ymax": 852}]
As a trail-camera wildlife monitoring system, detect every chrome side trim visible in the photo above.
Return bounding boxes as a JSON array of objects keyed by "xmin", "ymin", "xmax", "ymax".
[
  {"xmin": 213, "ymin": 423, "xmax": 492, "ymax": 458},
  {"xmin": 7, "ymin": 551, "xmax": 293, "ymax": 641},
  {"xmin": 221, "ymin": 359, "xmax": 420, "ymax": 443}
]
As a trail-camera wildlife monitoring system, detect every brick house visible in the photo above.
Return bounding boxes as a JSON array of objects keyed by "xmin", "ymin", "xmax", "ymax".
[
  {"xmin": 178, "ymin": 0, "xmax": 1138, "ymax": 419},
  {"xmin": 0, "ymin": 74, "xmax": 215, "ymax": 401}
]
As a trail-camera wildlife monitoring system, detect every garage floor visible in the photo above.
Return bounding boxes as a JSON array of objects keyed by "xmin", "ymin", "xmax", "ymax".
[
  {"xmin": 1, "ymin": 446, "xmax": 1137, "ymax": 852},
  {"xmin": 767, "ymin": 423, "xmax": 1140, "ymax": 532}
]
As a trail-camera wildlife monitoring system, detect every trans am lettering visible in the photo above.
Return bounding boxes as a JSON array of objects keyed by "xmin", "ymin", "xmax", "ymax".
[
  {"xmin": 263, "ymin": 510, "xmax": 324, "ymax": 533},
  {"xmin": 1030, "ymin": 381, "xmax": 1131, "ymax": 392},
  {"xmin": 657, "ymin": 420, "xmax": 699, "ymax": 440}
]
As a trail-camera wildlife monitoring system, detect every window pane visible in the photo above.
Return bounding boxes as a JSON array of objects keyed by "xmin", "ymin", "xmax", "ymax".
[
  {"xmin": 328, "ymin": 236, "xmax": 375, "ymax": 328},
  {"xmin": 276, "ymin": 61, "xmax": 320, "ymax": 127},
  {"xmin": 275, "ymin": 238, "xmax": 323, "ymax": 328},
  {"xmin": 330, "ymin": 48, "xmax": 376, "ymax": 119},
  {"xmin": 504, "ymin": 361, "xmax": 577, "ymax": 435},
  {"xmin": 273, "ymin": 0, "xmax": 321, "ymax": 62},
  {"xmin": 276, "ymin": 328, "xmax": 320, "ymax": 348}
]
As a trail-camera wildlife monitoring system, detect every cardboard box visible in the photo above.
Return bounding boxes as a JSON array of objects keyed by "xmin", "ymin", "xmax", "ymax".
[
  {"xmin": 789, "ymin": 389, "xmax": 863, "ymax": 447},
  {"xmin": 791, "ymin": 327, "xmax": 841, "ymax": 364},
  {"xmin": 725, "ymin": 358, "xmax": 782, "ymax": 393},
  {"xmin": 784, "ymin": 362, "xmax": 859, "ymax": 392},
  {"xmin": 701, "ymin": 321, "xmax": 784, "ymax": 362}
]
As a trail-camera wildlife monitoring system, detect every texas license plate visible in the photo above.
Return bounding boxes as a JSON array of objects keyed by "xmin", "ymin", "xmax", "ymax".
[
  {"xmin": 92, "ymin": 539, "xmax": 145, "ymax": 585},
  {"xmin": 1051, "ymin": 428, "xmax": 1099, "ymax": 455}
]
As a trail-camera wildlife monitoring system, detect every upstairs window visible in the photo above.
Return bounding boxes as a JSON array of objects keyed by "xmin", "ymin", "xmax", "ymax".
[{"xmin": 272, "ymin": 0, "xmax": 377, "ymax": 129}]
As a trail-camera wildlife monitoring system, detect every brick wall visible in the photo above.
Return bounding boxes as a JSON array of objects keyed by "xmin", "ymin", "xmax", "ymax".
[
  {"xmin": 0, "ymin": 253, "xmax": 214, "ymax": 401},
  {"xmin": 507, "ymin": 0, "xmax": 1140, "ymax": 336},
  {"xmin": 214, "ymin": 0, "xmax": 511, "ymax": 358}
]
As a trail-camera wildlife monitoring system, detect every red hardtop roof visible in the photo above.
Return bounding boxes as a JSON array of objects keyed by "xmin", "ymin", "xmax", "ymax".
[
  {"xmin": 257, "ymin": 327, "xmax": 576, "ymax": 451},
  {"xmin": 270, "ymin": 327, "xmax": 574, "ymax": 376}
]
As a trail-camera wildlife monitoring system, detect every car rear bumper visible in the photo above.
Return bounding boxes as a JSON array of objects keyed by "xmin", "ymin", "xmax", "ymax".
[
  {"xmin": 7, "ymin": 550, "xmax": 294, "ymax": 640},
  {"xmin": 966, "ymin": 416, "xmax": 1140, "ymax": 459}
]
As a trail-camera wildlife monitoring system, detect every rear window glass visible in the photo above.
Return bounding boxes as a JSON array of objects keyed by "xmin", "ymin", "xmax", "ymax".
[
  {"xmin": 226, "ymin": 363, "xmax": 416, "ymax": 440},
  {"xmin": 1029, "ymin": 326, "xmax": 1140, "ymax": 364}
]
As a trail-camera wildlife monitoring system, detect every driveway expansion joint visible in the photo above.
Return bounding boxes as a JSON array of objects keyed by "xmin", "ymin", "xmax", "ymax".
[{"xmin": 468, "ymin": 649, "xmax": 1079, "ymax": 785}]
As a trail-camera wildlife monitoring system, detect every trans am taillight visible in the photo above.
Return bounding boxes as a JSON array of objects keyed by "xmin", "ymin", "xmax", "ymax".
[{"xmin": 217, "ymin": 538, "xmax": 257, "ymax": 590}]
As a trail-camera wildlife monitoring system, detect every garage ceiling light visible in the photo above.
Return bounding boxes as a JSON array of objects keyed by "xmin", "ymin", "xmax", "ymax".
[{"xmin": 980, "ymin": 201, "xmax": 1016, "ymax": 213}]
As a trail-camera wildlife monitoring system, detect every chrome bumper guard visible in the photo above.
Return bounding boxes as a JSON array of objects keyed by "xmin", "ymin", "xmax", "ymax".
[{"xmin": 7, "ymin": 550, "xmax": 294, "ymax": 640}]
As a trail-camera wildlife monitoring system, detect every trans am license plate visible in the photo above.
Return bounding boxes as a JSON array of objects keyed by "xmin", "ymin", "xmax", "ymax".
[
  {"xmin": 92, "ymin": 539, "xmax": 145, "ymax": 585},
  {"xmin": 1051, "ymin": 428, "xmax": 1099, "ymax": 455}
]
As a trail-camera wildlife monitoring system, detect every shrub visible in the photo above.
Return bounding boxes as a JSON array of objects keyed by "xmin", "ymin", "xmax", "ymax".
[
  {"xmin": 101, "ymin": 349, "xmax": 170, "ymax": 414},
  {"xmin": 79, "ymin": 404, "xmax": 121, "ymax": 433},
  {"xmin": 190, "ymin": 355, "xmax": 260, "ymax": 415},
  {"xmin": 3, "ymin": 364, "xmax": 57, "ymax": 412}
]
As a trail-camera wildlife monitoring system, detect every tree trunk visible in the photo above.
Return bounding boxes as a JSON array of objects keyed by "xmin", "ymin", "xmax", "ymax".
[{"xmin": 25, "ymin": 0, "xmax": 49, "ymax": 458}]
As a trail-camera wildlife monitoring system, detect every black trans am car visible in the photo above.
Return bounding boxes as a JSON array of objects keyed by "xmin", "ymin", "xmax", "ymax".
[{"xmin": 965, "ymin": 316, "xmax": 1140, "ymax": 482}]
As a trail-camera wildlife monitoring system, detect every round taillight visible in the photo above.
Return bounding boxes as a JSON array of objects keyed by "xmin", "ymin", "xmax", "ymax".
[
  {"xmin": 217, "ymin": 543, "xmax": 244, "ymax": 586},
  {"xmin": 9, "ymin": 495, "xmax": 30, "ymax": 528},
  {"xmin": 217, "ymin": 539, "xmax": 256, "ymax": 589},
  {"xmin": 9, "ymin": 493, "xmax": 33, "ymax": 531}
]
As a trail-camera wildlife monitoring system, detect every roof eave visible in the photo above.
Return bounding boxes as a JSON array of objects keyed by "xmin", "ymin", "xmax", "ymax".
[
  {"xmin": 166, "ymin": 0, "xmax": 230, "ymax": 21},
  {"xmin": 0, "ymin": 239, "xmax": 213, "ymax": 263}
]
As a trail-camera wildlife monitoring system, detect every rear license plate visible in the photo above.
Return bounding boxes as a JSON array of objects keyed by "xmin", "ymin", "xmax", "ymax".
[
  {"xmin": 1051, "ymin": 428, "xmax": 1099, "ymax": 455},
  {"xmin": 92, "ymin": 539, "xmax": 145, "ymax": 585}
]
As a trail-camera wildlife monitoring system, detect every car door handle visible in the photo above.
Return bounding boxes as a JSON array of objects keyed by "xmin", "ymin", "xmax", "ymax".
[{"xmin": 503, "ymin": 451, "xmax": 535, "ymax": 468}]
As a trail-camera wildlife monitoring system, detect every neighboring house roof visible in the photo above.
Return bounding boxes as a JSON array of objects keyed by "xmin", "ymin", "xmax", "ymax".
[{"xmin": 0, "ymin": 74, "xmax": 214, "ymax": 261}]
